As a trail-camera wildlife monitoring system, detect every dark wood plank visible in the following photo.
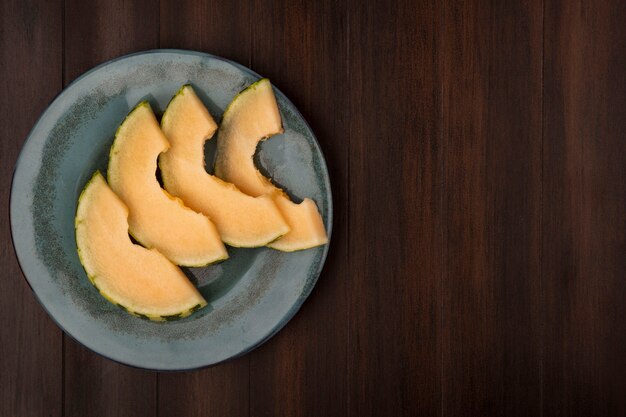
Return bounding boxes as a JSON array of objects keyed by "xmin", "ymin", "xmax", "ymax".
[
  {"xmin": 543, "ymin": 1, "xmax": 626, "ymax": 415},
  {"xmin": 441, "ymin": 0, "xmax": 543, "ymax": 415},
  {"xmin": 347, "ymin": 0, "xmax": 442, "ymax": 416},
  {"xmin": 247, "ymin": 1, "xmax": 349, "ymax": 416},
  {"xmin": 157, "ymin": 2, "xmax": 251, "ymax": 417},
  {"xmin": 158, "ymin": 358, "xmax": 249, "ymax": 417},
  {"xmin": 63, "ymin": 0, "xmax": 158, "ymax": 415},
  {"xmin": 64, "ymin": 343, "xmax": 157, "ymax": 417},
  {"xmin": 64, "ymin": 0, "xmax": 158, "ymax": 83},
  {"xmin": 0, "ymin": 0, "xmax": 63, "ymax": 416},
  {"xmin": 159, "ymin": 0, "xmax": 250, "ymax": 65}
]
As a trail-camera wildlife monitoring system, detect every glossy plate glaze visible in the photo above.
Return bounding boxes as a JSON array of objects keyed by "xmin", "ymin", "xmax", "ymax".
[{"xmin": 10, "ymin": 50, "xmax": 332, "ymax": 370}]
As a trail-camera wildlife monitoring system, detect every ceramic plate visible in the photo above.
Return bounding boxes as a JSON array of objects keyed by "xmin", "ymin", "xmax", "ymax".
[{"xmin": 10, "ymin": 50, "xmax": 332, "ymax": 370}]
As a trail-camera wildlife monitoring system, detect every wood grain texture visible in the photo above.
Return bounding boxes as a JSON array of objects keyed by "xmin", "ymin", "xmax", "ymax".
[
  {"xmin": 441, "ymin": 0, "xmax": 542, "ymax": 415},
  {"xmin": 4, "ymin": 0, "xmax": 626, "ymax": 415},
  {"xmin": 64, "ymin": 343, "xmax": 156, "ymax": 417},
  {"xmin": 0, "ymin": 0, "xmax": 63, "ymax": 416},
  {"xmin": 159, "ymin": 358, "xmax": 249, "ymax": 417},
  {"xmin": 63, "ymin": 0, "xmax": 158, "ymax": 416},
  {"xmin": 248, "ymin": 1, "xmax": 349, "ymax": 415},
  {"xmin": 543, "ymin": 1, "xmax": 626, "ymax": 415},
  {"xmin": 64, "ymin": 0, "xmax": 158, "ymax": 83},
  {"xmin": 157, "ymin": 2, "xmax": 251, "ymax": 416},
  {"xmin": 347, "ymin": 0, "xmax": 442, "ymax": 416},
  {"xmin": 159, "ymin": 0, "xmax": 250, "ymax": 65}
]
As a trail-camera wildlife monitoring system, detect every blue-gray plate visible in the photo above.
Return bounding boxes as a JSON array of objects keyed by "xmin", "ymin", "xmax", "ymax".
[{"xmin": 10, "ymin": 50, "xmax": 332, "ymax": 371}]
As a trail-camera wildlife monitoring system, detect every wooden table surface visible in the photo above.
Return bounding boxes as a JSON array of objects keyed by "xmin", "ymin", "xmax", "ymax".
[{"xmin": 2, "ymin": 0, "xmax": 626, "ymax": 416}]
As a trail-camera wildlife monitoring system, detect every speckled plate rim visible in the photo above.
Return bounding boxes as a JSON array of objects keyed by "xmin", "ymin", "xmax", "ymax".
[{"xmin": 9, "ymin": 49, "xmax": 333, "ymax": 371}]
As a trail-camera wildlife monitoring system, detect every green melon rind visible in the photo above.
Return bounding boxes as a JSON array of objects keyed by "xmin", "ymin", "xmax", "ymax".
[
  {"xmin": 214, "ymin": 78, "xmax": 293, "ymax": 246},
  {"xmin": 106, "ymin": 101, "xmax": 150, "ymax": 251},
  {"xmin": 109, "ymin": 101, "xmax": 152, "ymax": 162},
  {"xmin": 158, "ymin": 84, "xmax": 191, "ymax": 135},
  {"xmin": 267, "ymin": 240, "xmax": 324, "ymax": 252},
  {"xmin": 220, "ymin": 78, "xmax": 283, "ymax": 129},
  {"xmin": 75, "ymin": 171, "xmax": 207, "ymax": 322},
  {"xmin": 107, "ymin": 102, "xmax": 227, "ymax": 268},
  {"xmin": 214, "ymin": 78, "xmax": 285, "ymax": 200},
  {"xmin": 216, "ymin": 79, "xmax": 328, "ymax": 252},
  {"xmin": 218, "ymin": 78, "xmax": 295, "ymax": 244},
  {"xmin": 159, "ymin": 84, "xmax": 289, "ymax": 248},
  {"xmin": 157, "ymin": 84, "xmax": 186, "ymax": 197},
  {"xmin": 219, "ymin": 79, "xmax": 284, "ymax": 158}
]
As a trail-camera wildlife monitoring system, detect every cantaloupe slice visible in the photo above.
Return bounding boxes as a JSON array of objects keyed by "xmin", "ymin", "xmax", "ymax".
[
  {"xmin": 214, "ymin": 79, "xmax": 328, "ymax": 251},
  {"xmin": 75, "ymin": 172, "xmax": 207, "ymax": 320},
  {"xmin": 159, "ymin": 85, "xmax": 289, "ymax": 247},
  {"xmin": 108, "ymin": 102, "xmax": 228, "ymax": 266}
]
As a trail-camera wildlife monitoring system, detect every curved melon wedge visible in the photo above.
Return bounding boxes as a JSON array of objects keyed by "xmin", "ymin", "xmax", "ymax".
[
  {"xmin": 108, "ymin": 102, "xmax": 228, "ymax": 266},
  {"xmin": 159, "ymin": 85, "xmax": 289, "ymax": 247},
  {"xmin": 76, "ymin": 172, "xmax": 207, "ymax": 320},
  {"xmin": 214, "ymin": 79, "xmax": 328, "ymax": 251}
]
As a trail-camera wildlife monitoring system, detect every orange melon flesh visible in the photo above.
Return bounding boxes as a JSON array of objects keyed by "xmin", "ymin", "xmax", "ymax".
[
  {"xmin": 159, "ymin": 85, "xmax": 289, "ymax": 247},
  {"xmin": 268, "ymin": 196, "xmax": 329, "ymax": 251},
  {"xmin": 214, "ymin": 79, "xmax": 328, "ymax": 251},
  {"xmin": 75, "ymin": 172, "xmax": 207, "ymax": 320},
  {"xmin": 108, "ymin": 102, "xmax": 228, "ymax": 266}
]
